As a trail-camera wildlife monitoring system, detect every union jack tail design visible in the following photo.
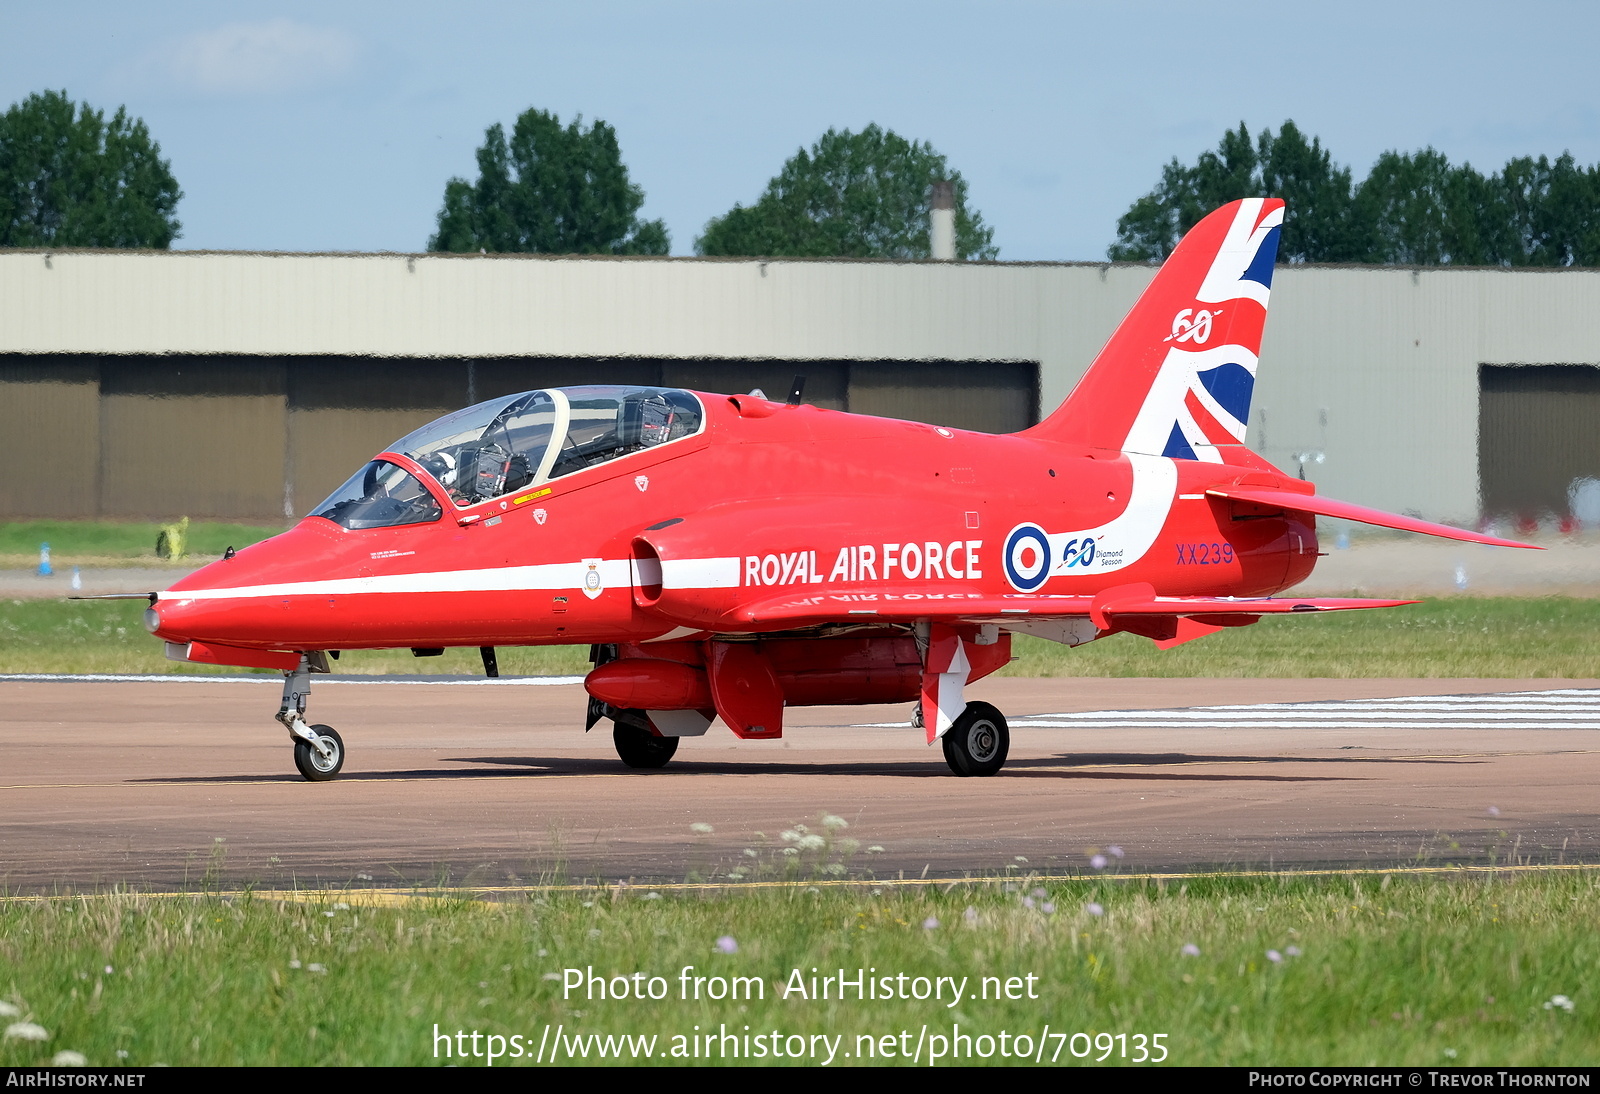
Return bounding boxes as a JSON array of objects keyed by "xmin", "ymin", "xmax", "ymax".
[{"xmin": 1028, "ymin": 198, "xmax": 1283, "ymax": 462}]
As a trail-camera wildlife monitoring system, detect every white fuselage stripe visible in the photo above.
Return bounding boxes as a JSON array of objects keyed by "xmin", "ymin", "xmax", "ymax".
[{"xmin": 159, "ymin": 557, "xmax": 742, "ymax": 602}]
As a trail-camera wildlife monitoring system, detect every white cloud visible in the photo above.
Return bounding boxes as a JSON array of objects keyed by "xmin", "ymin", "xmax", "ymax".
[{"xmin": 162, "ymin": 20, "xmax": 358, "ymax": 95}]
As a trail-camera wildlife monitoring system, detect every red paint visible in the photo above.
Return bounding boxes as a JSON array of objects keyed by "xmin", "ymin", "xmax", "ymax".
[{"xmin": 143, "ymin": 198, "xmax": 1537, "ymax": 758}]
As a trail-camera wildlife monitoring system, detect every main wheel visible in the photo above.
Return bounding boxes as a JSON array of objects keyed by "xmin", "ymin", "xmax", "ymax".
[
  {"xmin": 941, "ymin": 702, "xmax": 1009, "ymax": 777},
  {"xmin": 293, "ymin": 724, "xmax": 345, "ymax": 782},
  {"xmin": 613, "ymin": 717, "xmax": 678, "ymax": 769}
]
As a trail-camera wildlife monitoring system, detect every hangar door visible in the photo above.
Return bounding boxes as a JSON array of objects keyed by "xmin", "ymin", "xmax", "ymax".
[
  {"xmin": 1479, "ymin": 364, "xmax": 1600, "ymax": 522},
  {"xmin": 0, "ymin": 355, "xmax": 1038, "ymax": 520}
]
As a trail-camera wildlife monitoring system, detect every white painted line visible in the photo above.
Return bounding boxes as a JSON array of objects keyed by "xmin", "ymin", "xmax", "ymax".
[
  {"xmin": 853, "ymin": 688, "xmax": 1600, "ymax": 732},
  {"xmin": 1025, "ymin": 710, "xmax": 1600, "ymax": 722},
  {"xmin": 0, "ymin": 674, "xmax": 586, "ymax": 686},
  {"xmin": 1010, "ymin": 720, "xmax": 1600, "ymax": 730}
]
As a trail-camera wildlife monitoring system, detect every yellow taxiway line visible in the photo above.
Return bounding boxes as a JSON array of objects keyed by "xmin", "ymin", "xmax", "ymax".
[{"xmin": 3, "ymin": 861, "xmax": 1595, "ymax": 906}]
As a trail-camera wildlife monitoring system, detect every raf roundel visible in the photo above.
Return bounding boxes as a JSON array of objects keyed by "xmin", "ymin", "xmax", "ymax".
[{"xmin": 1003, "ymin": 523, "xmax": 1052, "ymax": 592}]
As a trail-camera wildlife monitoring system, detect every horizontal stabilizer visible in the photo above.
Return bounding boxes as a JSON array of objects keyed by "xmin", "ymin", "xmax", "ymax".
[{"xmin": 1206, "ymin": 487, "xmax": 1540, "ymax": 549}]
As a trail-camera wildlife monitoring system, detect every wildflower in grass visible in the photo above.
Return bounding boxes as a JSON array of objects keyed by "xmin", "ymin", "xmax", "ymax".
[
  {"xmin": 103, "ymin": 966, "xmax": 113, "ymax": 975},
  {"xmin": 798, "ymin": 834, "xmax": 826, "ymax": 851},
  {"xmin": 690, "ymin": 822, "xmax": 714, "ymax": 834},
  {"xmin": 1031, "ymin": 887, "xmax": 1047, "ymax": 899},
  {"xmin": 51, "ymin": 1051, "xmax": 86, "ymax": 1067},
  {"xmin": 115, "ymin": 1051, "xmax": 128, "ymax": 1060},
  {"xmin": 1085, "ymin": 902, "xmax": 1104, "ymax": 917},
  {"xmin": 1090, "ymin": 854, "xmax": 1108, "ymax": 869},
  {"xmin": 334, "ymin": 902, "xmax": 350, "ymax": 910},
  {"xmin": 1266, "ymin": 950, "xmax": 1283, "ymax": 963},
  {"xmin": 822, "ymin": 815, "xmax": 848, "ymax": 830},
  {"xmin": 782, "ymin": 847, "xmax": 799, "ymax": 856},
  {"xmin": 289, "ymin": 960, "xmax": 302, "ymax": 969},
  {"xmin": 1022, "ymin": 896, "xmax": 1035, "ymax": 909},
  {"xmin": 715, "ymin": 936, "xmax": 739, "ymax": 954},
  {"xmin": 1544, "ymin": 995, "xmax": 1575, "ymax": 1012},
  {"xmin": 1014, "ymin": 855, "xmax": 1028, "ymax": 863},
  {"xmin": 1108, "ymin": 845, "xmax": 1124, "ymax": 858},
  {"xmin": 5, "ymin": 1022, "xmax": 48, "ymax": 1041},
  {"xmin": 742, "ymin": 848, "xmax": 758, "ymax": 858},
  {"xmin": 643, "ymin": 892, "xmax": 661, "ymax": 900},
  {"xmin": 780, "ymin": 829, "xmax": 801, "ymax": 843},
  {"xmin": 0, "ymin": 1003, "xmax": 18, "ymax": 1018},
  {"xmin": 923, "ymin": 916, "xmax": 939, "ymax": 930},
  {"xmin": 1181, "ymin": 944, "xmax": 1200, "ymax": 957},
  {"xmin": 964, "ymin": 906, "xmax": 979, "ymax": 925},
  {"xmin": 867, "ymin": 845, "xmax": 884, "ymax": 854},
  {"xmin": 1041, "ymin": 902, "xmax": 1056, "ymax": 914},
  {"xmin": 308, "ymin": 963, "xmax": 326, "ymax": 973},
  {"xmin": 821, "ymin": 863, "xmax": 846, "ymax": 876},
  {"xmin": 1286, "ymin": 946, "xmax": 1302, "ymax": 957}
]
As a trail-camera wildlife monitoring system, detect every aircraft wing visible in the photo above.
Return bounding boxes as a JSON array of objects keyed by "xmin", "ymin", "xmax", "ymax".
[
  {"xmin": 1206, "ymin": 486, "xmax": 1540, "ymax": 549},
  {"xmin": 728, "ymin": 584, "xmax": 1415, "ymax": 629}
]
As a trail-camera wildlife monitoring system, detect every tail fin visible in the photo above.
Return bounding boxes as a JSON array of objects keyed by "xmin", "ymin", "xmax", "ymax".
[{"xmin": 1029, "ymin": 198, "xmax": 1283, "ymax": 461}]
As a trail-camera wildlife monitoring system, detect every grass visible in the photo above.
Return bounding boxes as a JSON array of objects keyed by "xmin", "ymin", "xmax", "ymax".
[
  {"xmin": 0, "ymin": 520, "xmax": 285, "ymax": 569},
  {"xmin": 0, "ymin": 869, "xmax": 1595, "ymax": 1066},
  {"xmin": 1007, "ymin": 596, "xmax": 1600, "ymax": 678},
  {"xmin": 3, "ymin": 597, "xmax": 1599, "ymax": 679}
]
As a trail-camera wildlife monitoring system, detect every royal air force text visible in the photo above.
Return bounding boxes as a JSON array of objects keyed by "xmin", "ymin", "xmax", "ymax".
[{"xmin": 743, "ymin": 543, "xmax": 984, "ymax": 588}]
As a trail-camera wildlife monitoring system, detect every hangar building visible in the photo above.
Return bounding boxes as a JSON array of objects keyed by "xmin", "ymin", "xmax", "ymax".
[{"xmin": 1, "ymin": 248, "xmax": 1597, "ymax": 526}]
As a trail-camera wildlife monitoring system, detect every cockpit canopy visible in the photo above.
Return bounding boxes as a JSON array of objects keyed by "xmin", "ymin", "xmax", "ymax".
[{"xmin": 313, "ymin": 385, "xmax": 704, "ymax": 530}]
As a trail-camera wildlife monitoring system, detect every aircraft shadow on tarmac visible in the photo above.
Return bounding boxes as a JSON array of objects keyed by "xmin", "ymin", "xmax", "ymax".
[{"xmin": 129, "ymin": 750, "xmax": 1482, "ymax": 785}]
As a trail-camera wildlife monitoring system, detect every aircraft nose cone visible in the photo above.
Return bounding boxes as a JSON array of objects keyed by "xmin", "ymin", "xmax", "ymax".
[{"xmin": 147, "ymin": 522, "xmax": 328, "ymax": 646}]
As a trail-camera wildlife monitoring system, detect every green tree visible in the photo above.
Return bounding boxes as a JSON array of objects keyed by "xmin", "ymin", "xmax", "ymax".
[
  {"xmin": 1355, "ymin": 148, "xmax": 1500, "ymax": 265},
  {"xmin": 1496, "ymin": 153, "xmax": 1600, "ymax": 266},
  {"xmin": 0, "ymin": 90, "xmax": 182, "ymax": 248},
  {"xmin": 1110, "ymin": 121, "xmax": 1600, "ymax": 267},
  {"xmin": 696, "ymin": 125, "xmax": 997, "ymax": 260},
  {"xmin": 1108, "ymin": 121, "xmax": 1359, "ymax": 262},
  {"xmin": 430, "ymin": 109, "xmax": 667, "ymax": 255}
]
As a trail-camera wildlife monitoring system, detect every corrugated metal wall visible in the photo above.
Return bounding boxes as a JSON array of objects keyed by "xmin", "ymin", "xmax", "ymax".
[
  {"xmin": 0, "ymin": 354, "xmax": 1037, "ymax": 520},
  {"xmin": 4, "ymin": 250, "xmax": 1600, "ymax": 524}
]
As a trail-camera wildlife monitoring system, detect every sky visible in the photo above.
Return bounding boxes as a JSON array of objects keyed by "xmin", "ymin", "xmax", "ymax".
[{"xmin": 6, "ymin": 1, "xmax": 1600, "ymax": 260}]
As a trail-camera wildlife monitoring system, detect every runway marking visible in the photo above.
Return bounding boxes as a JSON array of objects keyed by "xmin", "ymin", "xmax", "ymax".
[
  {"xmin": 3, "ymin": 862, "xmax": 1597, "ymax": 905},
  {"xmin": 0, "ymin": 674, "xmax": 585, "ymax": 685},
  {"xmin": 858, "ymin": 688, "xmax": 1600, "ymax": 731}
]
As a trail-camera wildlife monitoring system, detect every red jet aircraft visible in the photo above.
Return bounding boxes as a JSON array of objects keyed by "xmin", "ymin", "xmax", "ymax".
[{"xmin": 134, "ymin": 197, "xmax": 1533, "ymax": 781}]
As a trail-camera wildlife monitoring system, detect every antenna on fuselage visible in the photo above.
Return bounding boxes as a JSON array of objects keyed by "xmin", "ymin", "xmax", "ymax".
[{"xmin": 786, "ymin": 375, "xmax": 806, "ymax": 406}]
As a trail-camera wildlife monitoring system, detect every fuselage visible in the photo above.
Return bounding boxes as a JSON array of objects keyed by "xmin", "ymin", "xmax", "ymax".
[{"xmin": 149, "ymin": 387, "xmax": 1317, "ymax": 654}]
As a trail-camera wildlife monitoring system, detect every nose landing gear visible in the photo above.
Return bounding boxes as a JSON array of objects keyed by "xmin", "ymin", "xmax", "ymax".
[{"xmin": 277, "ymin": 653, "xmax": 343, "ymax": 781}]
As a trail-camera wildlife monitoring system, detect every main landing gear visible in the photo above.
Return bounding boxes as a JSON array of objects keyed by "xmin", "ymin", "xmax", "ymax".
[
  {"xmin": 611, "ymin": 710, "xmax": 678, "ymax": 769},
  {"xmin": 939, "ymin": 701, "xmax": 1010, "ymax": 777},
  {"xmin": 277, "ymin": 653, "xmax": 344, "ymax": 781}
]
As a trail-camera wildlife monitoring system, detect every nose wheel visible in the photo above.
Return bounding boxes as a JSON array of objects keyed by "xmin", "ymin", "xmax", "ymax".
[
  {"xmin": 293, "ymin": 724, "xmax": 345, "ymax": 781},
  {"xmin": 276, "ymin": 653, "xmax": 344, "ymax": 781},
  {"xmin": 941, "ymin": 701, "xmax": 1009, "ymax": 777}
]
